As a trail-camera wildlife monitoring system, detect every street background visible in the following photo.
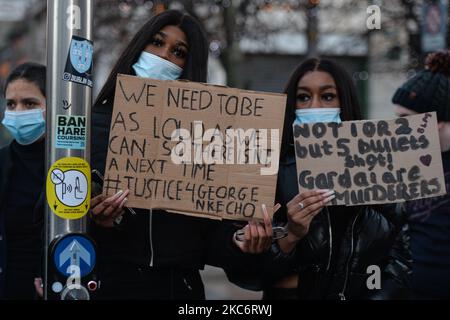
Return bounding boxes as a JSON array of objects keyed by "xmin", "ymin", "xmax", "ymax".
[{"xmin": 0, "ymin": 0, "xmax": 448, "ymax": 299}]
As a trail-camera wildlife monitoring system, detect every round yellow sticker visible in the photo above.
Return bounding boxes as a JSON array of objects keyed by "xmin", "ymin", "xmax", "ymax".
[{"xmin": 46, "ymin": 157, "xmax": 91, "ymax": 220}]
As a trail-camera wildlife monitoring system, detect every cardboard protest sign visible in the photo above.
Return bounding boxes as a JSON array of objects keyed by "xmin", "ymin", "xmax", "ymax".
[
  {"xmin": 103, "ymin": 74, "xmax": 286, "ymax": 220},
  {"xmin": 293, "ymin": 113, "xmax": 446, "ymax": 205}
]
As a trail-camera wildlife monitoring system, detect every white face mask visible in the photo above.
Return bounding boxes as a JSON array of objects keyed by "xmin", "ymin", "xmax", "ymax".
[
  {"xmin": 294, "ymin": 108, "xmax": 342, "ymax": 125},
  {"xmin": 2, "ymin": 109, "xmax": 45, "ymax": 145},
  {"xmin": 132, "ymin": 51, "xmax": 183, "ymax": 80}
]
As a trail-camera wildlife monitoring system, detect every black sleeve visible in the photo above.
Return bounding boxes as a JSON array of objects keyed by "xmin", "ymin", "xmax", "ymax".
[
  {"xmin": 202, "ymin": 219, "xmax": 268, "ymax": 291},
  {"xmin": 367, "ymin": 204, "xmax": 413, "ymax": 300},
  {"xmin": 218, "ymin": 161, "xmax": 301, "ymax": 291},
  {"xmin": 218, "ymin": 191, "xmax": 299, "ymax": 289},
  {"xmin": 201, "ymin": 215, "xmax": 297, "ymax": 291},
  {"xmin": 223, "ymin": 239, "xmax": 299, "ymax": 291},
  {"xmin": 203, "ymin": 219, "xmax": 250, "ymax": 269}
]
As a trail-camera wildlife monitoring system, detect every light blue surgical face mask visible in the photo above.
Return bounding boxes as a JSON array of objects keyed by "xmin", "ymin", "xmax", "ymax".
[
  {"xmin": 294, "ymin": 108, "xmax": 342, "ymax": 125},
  {"xmin": 2, "ymin": 109, "xmax": 45, "ymax": 145},
  {"xmin": 132, "ymin": 51, "xmax": 183, "ymax": 80}
]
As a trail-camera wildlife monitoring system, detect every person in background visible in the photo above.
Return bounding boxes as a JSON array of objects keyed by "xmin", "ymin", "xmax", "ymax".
[
  {"xmin": 0, "ymin": 62, "xmax": 46, "ymax": 299},
  {"xmin": 392, "ymin": 50, "xmax": 450, "ymax": 299}
]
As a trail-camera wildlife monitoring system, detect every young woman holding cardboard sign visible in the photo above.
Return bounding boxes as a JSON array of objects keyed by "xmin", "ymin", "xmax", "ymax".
[
  {"xmin": 89, "ymin": 10, "xmax": 278, "ymax": 299},
  {"xmin": 227, "ymin": 58, "xmax": 412, "ymax": 300}
]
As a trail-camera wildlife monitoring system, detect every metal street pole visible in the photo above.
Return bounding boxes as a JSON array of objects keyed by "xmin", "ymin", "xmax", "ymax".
[{"xmin": 45, "ymin": 0, "xmax": 97, "ymax": 300}]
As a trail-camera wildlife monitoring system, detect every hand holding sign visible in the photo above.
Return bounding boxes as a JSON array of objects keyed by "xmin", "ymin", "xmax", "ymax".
[
  {"xmin": 233, "ymin": 203, "xmax": 282, "ymax": 254},
  {"xmin": 90, "ymin": 190, "xmax": 129, "ymax": 228},
  {"xmin": 286, "ymin": 190, "xmax": 335, "ymax": 240},
  {"xmin": 272, "ymin": 189, "xmax": 335, "ymax": 255}
]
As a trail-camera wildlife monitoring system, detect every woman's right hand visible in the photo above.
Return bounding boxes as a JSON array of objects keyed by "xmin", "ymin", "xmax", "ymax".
[
  {"xmin": 89, "ymin": 190, "xmax": 130, "ymax": 228},
  {"xmin": 278, "ymin": 189, "xmax": 335, "ymax": 254},
  {"xmin": 233, "ymin": 203, "xmax": 281, "ymax": 254}
]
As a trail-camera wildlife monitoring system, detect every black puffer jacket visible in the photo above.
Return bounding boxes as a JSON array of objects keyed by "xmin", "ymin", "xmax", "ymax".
[
  {"xmin": 226, "ymin": 150, "xmax": 412, "ymax": 300},
  {"xmin": 272, "ymin": 152, "xmax": 412, "ymax": 300}
]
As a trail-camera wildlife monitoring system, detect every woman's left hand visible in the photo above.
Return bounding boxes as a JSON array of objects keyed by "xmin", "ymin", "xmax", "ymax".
[{"xmin": 233, "ymin": 203, "xmax": 281, "ymax": 254}]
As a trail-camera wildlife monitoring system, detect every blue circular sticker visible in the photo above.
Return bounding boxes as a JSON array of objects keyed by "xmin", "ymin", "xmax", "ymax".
[{"xmin": 53, "ymin": 235, "xmax": 96, "ymax": 277}]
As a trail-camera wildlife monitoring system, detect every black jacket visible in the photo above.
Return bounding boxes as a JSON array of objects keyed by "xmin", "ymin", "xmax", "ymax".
[
  {"xmin": 0, "ymin": 142, "xmax": 45, "ymax": 299},
  {"xmin": 227, "ymin": 151, "xmax": 412, "ymax": 300},
  {"xmin": 90, "ymin": 102, "xmax": 249, "ymax": 277},
  {"xmin": 0, "ymin": 145, "xmax": 10, "ymax": 298}
]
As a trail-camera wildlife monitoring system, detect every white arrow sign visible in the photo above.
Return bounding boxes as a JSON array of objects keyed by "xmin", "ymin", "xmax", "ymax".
[{"xmin": 59, "ymin": 239, "xmax": 91, "ymax": 268}]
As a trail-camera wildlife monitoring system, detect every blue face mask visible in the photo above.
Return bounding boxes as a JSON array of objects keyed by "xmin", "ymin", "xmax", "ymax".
[
  {"xmin": 294, "ymin": 108, "xmax": 342, "ymax": 125},
  {"xmin": 132, "ymin": 51, "xmax": 183, "ymax": 80},
  {"xmin": 2, "ymin": 109, "xmax": 45, "ymax": 145}
]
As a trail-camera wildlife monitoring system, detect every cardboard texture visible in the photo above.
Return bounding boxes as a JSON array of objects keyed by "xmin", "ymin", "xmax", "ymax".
[
  {"xmin": 293, "ymin": 112, "xmax": 446, "ymax": 205},
  {"xmin": 103, "ymin": 74, "xmax": 286, "ymax": 220}
]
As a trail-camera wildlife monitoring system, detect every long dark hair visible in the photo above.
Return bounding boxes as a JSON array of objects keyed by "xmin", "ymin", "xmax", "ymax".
[
  {"xmin": 280, "ymin": 58, "xmax": 362, "ymax": 160},
  {"xmin": 94, "ymin": 10, "xmax": 208, "ymax": 108},
  {"xmin": 4, "ymin": 62, "xmax": 46, "ymax": 97}
]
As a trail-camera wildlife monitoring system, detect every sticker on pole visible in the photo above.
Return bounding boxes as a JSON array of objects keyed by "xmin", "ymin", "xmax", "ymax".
[
  {"xmin": 55, "ymin": 115, "xmax": 87, "ymax": 150},
  {"xmin": 53, "ymin": 235, "xmax": 96, "ymax": 277},
  {"xmin": 63, "ymin": 35, "xmax": 93, "ymax": 87},
  {"xmin": 46, "ymin": 157, "xmax": 90, "ymax": 219}
]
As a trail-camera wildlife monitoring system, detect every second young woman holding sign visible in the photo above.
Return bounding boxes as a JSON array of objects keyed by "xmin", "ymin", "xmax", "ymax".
[
  {"xmin": 89, "ymin": 10, "xmax": 276, "ymax": 299},
  {"xmin": 228, "ymin": 58, "xmax": 412, "ymax": 300}
]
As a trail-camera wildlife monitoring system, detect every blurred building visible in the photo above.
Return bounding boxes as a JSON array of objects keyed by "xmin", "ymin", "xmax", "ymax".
[
  {"xmin": 237, "ymin": 2, "xmax": 368, "ymax": 108},
  {"xmin": 0, "ymin": 0, "xmax": 46, "ymax": 147},
  {"xmin": 2, "ymin": 1, "xmax": 426, "ymax": 147}
]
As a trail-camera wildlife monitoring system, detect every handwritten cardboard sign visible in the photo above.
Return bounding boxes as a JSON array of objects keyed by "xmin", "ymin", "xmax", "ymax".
[
  {"xmin": 293, "ymin": 112, "xmax": 446, "ymax": 205},
  {"xmin": 103, "ymin": 74, "xmax": 286, "ymax": 220}
]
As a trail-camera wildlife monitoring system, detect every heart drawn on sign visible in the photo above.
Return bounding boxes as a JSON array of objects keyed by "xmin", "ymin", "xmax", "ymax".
[{"xmin": 420, "ymin": 155, "xmax": 432, "ymax": 166}]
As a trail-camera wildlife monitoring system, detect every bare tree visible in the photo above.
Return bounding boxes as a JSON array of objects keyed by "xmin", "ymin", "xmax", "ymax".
[{"xmin": 4, "ymin": 0, "xmax": 448, "ymax": 85}]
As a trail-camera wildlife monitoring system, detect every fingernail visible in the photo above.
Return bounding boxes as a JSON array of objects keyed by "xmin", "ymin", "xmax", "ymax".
[
  {"xmin": 261, "ymin": 203, "xmax": 267, "ymax": 211},
  {"xmin": 324, "ymin": 194, "xmax": 336, "ymax": 203},
  {"xmin": 317, "ymin": 189, "xmax": 332, "ymax": 193},
  {"xmin": 323, "ymin": 190, "xmax": 335, "ymax": 197},
  {"xmin": 117, "ymin": 190, "xmax": 123, "ymax": 195}
]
